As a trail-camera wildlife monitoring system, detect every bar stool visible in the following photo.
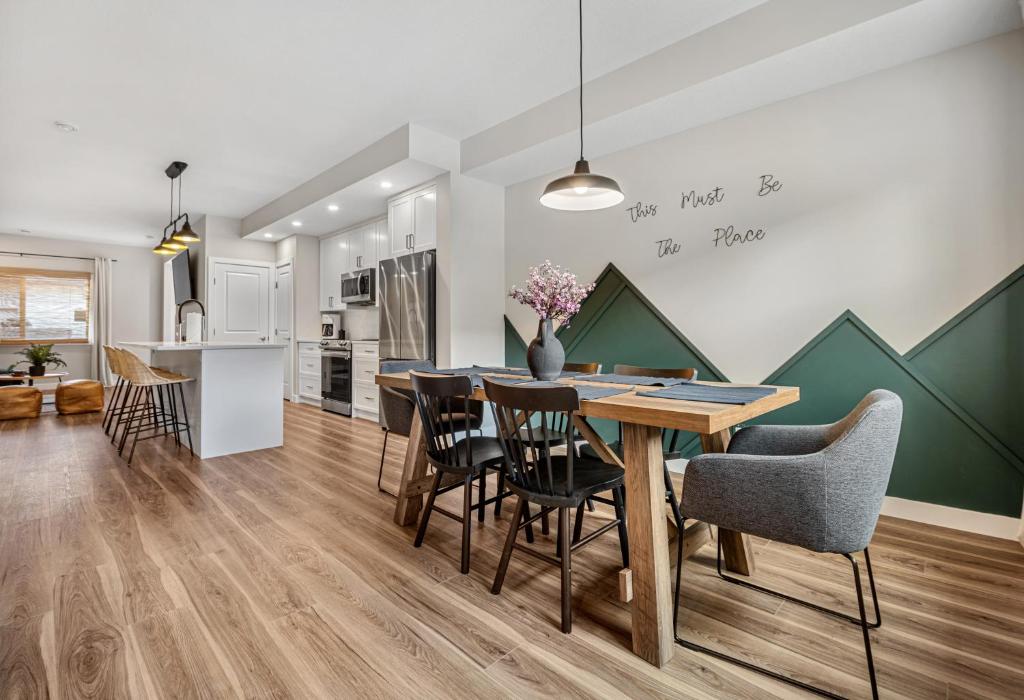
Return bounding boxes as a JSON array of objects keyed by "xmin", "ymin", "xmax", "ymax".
[
  {"xmin": 102, "ymin": 346, "xmax": 130, "ymax": 437},
  {"xmin": 114, "ymin": 349, "xmax": 194, "ymax": 463}
]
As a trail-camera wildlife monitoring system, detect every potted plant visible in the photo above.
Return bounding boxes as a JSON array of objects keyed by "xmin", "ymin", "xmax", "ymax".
[
  {"xmin": 16, "ymin": 343, "xmax": 67, "ymax": 377},
  {"xmin": 509, "ymin": 261, "xmax": 594, "ymax": 380}
]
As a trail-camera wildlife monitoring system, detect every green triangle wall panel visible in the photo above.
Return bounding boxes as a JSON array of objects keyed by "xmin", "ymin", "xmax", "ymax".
[
  {"xmin": 906, "ymin": 265, "xmax": 1024, "ymax": 464},
  {"xmin": 504, "ymin": 315, "xmax": 527, "ymax": 369},
  {"xmin": 761, "ymin": 312, "xmax": 1023, "ymax": 517}
]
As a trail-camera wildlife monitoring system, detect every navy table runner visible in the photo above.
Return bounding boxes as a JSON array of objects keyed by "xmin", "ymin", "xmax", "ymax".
[
  {"xmin": 637, "ymin": 384, "xmax": 777, "ymax": 404},
  {"xmin": 573, "ymin": 373, "xmax": 692, "ymax": 387}
]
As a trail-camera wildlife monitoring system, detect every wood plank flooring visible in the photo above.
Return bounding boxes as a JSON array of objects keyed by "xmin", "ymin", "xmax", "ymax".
[{"xmin": 1, "ymin": 400, "xmax": 1022, "ymax": 698}]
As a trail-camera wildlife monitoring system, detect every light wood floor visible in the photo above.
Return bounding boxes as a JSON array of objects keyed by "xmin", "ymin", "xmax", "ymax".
[{"xmin": 2, "ymin": 401, "xmax": 1023, "ymax": 699}]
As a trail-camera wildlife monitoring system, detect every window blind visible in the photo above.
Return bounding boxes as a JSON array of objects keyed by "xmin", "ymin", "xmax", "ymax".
[{"xmin": 0, "ymin": 267, "xmax": 92, "ymax": 344}]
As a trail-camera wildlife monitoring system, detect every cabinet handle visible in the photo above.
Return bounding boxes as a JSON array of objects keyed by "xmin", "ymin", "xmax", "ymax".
[{"xmin": 329, "ymin": 296, "xmax": 333, "ymax": 307}]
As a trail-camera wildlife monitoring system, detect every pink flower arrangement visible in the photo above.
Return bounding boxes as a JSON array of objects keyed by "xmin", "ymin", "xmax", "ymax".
[{"xmin": 509, "ymin": 261, "xmax": 595, "ymax": 324}]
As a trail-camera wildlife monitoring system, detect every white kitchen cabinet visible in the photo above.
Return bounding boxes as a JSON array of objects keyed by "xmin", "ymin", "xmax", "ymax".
[
  {"xmin": 296, "ymin": 341, "xmax": 322, "ymax": 406},
  {"xmin": 319, "ymin": 233, "xmax": 350, "ymax": 310},
  {"xmin": 388, "ymin": 184, "xmax": 437, "ymax": 257},
  {"xmin": 349, "ymin": 223, "xmax": 378, "ymax": 271},
  {"xmin": 374, "ymin": 218, "xmax": 389, "ymax": 266},
  {"xmin": 350, "ymin": 340, "xmax": 379, "ymax": 420},
  {"xmin": 389, "ymin": 197, "xmax": 414, "ymax": 258},
  {"xmin": 412, "ymin": 188, "xmax": 437, "ymax": 252}
]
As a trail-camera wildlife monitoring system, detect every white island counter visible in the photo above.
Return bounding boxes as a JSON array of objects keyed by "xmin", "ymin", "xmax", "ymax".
[{"xmin": 119, "ymin": 342, "xmax": 285, "ymax": 459}]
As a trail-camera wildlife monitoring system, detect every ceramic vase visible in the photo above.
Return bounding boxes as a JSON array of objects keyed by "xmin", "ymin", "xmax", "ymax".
[{"xmin": 526, "ymin": 318, "xmax": 564, "ymax": 381}]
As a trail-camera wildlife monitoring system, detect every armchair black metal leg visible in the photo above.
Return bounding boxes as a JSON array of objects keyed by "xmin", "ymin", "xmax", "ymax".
[
  {"xmin": 716, "ymin": 544, "xmax": 881, "ymax": 629},
  {"xmin": 541, "ymin": 510, "xmax": 550, "ymax": 536},
  {"xmin": 414, "ymin": 471, "xmax": 442, "ymax": 548},
  {"xmin": 492, "ymin": 497, "xmax": 525, "ymax": 594},
  {"xmin": 844, "ymin": 552, "xmax": 879, "ymax": 700},
  {"xmin": 674, "ymin": 538, "xmax": 847, "ymax": 700},
  {"xmin": 664, "ymin": 463, "xmax": 684, "ymax": 529},
  {"xmin": 612, "ymin": 485, "xmax": 629, "ymax": 568},
  {"xmin": 462, "ymin": 474, "xmax": 474, "ymax": 573},
  {"xmin": 586, "ymin": 497, "xmax": 595, "ymax": 512},
  {"xmin": 558, "ymin": 506, "xmax": 572, "ymax": 633}
]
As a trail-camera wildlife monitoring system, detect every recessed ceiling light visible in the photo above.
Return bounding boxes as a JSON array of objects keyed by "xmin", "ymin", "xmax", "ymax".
[
  {"xmin": 264, "ymin": 232, "xmax": 273, "ymax": 238},
  {"xmin": 291, "ymin": 220, "xmax": 302, "ymax": 227},
  {"xmin": 327, "ymin": 203, "xmax": 340, "ymax": 212},
  {"xmin": 53, "ymin": 120, "xmax": 79, "ymax": 133},
  {"xmin": 380, "ymin": 181, "xmax": 393, "ymax": 189}
]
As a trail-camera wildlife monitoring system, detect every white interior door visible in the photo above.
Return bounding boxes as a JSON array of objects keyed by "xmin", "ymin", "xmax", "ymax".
[
  {"xmin": 274, "ymin": 260, "xmax": 294, "ymax": 399},
  {"xmin": 210, "ymin": 260, "xmax": 271, "ymax": 344}
]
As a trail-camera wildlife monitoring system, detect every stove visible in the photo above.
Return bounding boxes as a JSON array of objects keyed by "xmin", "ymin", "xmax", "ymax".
[{"xmin": 320, "ymin": 339, "xmax": 352, "ymax": 415}]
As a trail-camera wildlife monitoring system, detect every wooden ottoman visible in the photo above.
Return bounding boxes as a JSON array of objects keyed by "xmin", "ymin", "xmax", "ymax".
[
  {"xmin": 56, "ymin": 379, "xmax": 105, "ymax": 415},
  {"xmin": 0, "ymin": 386, "xmax": 42, "ymax": 420}
]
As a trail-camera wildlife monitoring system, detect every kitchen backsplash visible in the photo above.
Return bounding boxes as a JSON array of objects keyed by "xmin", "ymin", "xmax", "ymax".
[{"xmin": 342, "ymin": 306, "xmax": 379, "ymax": 340}]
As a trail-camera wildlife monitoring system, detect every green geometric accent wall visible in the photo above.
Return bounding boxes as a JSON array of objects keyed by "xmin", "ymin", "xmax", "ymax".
[
  {"xmin": 760, "ymin": 311, "xmax": 1023, "ymax": 517},
  {"xmin": 506, "ymin": 263, "xmax": 727, "ymax": 448},
  {"xmin": 505, "ymin": 263, "xmax": 1024, "ymax": 517},
  {"xmin": 504, "ymin": 315, "xmax": 528, "ymax": 370},
  {"xmin": 906, "ymin": 265, "xmax": 1024, "ymax": 467}
]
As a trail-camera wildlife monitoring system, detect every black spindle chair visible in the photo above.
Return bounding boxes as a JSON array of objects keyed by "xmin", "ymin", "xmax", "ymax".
[
  {"xmin": 484, "ymin": 377, "xmax": 628, "ymax": 633},
  {"xmin": 409, "ymin": 371, "xmax": 511, "ymax": 574}
]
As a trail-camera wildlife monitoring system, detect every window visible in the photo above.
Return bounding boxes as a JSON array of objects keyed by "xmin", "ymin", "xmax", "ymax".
[{"xmin": 0, "ymin": 267, "xmax": 92, "ymax": 344}]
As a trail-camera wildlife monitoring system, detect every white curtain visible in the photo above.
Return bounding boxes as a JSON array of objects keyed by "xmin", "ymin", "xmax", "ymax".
[{"xmin": 92, "ymin": 257, "xmax": 114, "ymax": 385}]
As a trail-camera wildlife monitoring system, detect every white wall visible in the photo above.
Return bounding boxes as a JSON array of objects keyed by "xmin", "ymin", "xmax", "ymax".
[
  {"xmin": 505, "ymin": 30, "xmax": 1024, "ymax": 382},
  {"xmin": 276, "ymin": 234, "xmax": 320, "ymax": 341},
  {"xmin": 435, "ymin": 172, "xmax": 506, "ymax": 367},
  {"xmin": 0, "ymin": 232, "xmax": 163, "ymax": 380}
]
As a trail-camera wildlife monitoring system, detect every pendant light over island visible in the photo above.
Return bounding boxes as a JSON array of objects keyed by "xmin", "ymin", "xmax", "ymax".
[
  {"xmin": 540, "ymin": 0, "xmax": 623, "ymax": 212},
  {"xmin": 152, "ymin": 161, "xmax": 201, "ymax": 255}
]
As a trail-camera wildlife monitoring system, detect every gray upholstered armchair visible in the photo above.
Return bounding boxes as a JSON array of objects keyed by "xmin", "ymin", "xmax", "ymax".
[{"xmin": 677, "ymin": 389, "xmax": 903, "ymax": 699}]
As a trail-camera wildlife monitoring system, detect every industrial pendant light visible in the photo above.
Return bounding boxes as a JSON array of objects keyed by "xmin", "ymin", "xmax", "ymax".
[
  {"xmin": 540, "ymin": 0, "xmax": 623, "ymax": 211},
  {"xmin": 153, "ymin": 161, "xmax": 199, "ymax": 254},
  {"xmin": 171, "ymin": 166, "xmax": 201, "ymax": 243}
]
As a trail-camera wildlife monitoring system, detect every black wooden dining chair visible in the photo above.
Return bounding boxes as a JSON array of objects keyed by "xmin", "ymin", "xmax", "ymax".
[
  {"xmin": 484, "ymin": 377, "xmax": 628, "ymax": 633},
  {"xmin": 409, "ymin": 371, "xmax": 512, "ymax": 574}
]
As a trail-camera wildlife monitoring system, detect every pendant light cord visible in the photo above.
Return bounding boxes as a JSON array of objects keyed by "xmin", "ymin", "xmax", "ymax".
[{"xmin": 578, "ymin": 0, "xmax": 584, "ymax": 161}]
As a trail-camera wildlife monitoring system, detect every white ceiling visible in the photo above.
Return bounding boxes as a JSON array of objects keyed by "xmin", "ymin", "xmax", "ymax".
[{"xmin": 0, "ymin": 0, "xmax": 764, "ymax": 246}]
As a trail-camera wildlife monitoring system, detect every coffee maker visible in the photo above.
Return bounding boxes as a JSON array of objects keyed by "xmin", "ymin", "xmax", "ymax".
[{"xmin": 321, "ymin": 314, "xmax": 342, "ymax": 340}]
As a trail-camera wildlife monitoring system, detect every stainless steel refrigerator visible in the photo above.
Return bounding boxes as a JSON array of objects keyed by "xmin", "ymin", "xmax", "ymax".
[{"xmin": 379, "ymin": 250, "xmax": 435, "ymax": 362}]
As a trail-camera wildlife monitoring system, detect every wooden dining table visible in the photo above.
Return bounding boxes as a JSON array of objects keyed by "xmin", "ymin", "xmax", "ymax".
[{"xmin": 375, "ymin": 369, "xmax": 799, "ymax": 668}]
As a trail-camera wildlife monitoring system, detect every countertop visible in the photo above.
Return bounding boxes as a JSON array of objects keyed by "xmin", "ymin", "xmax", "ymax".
[{"xmin": 120, "ymin": 341, "xmax": 286, "ymax": 351}]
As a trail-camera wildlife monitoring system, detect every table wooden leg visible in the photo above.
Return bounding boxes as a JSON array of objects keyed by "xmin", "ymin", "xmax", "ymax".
[
  {"xmin": 699, "ymin": 429, "xmax": 756, "ymax": 576},
  {"xmin": 393, "ymin": 417, "xmax": 429, "ymax": 527},
  {"xmin": 622, "ymin": 422, "xmax": 674, "ymax": 668}
]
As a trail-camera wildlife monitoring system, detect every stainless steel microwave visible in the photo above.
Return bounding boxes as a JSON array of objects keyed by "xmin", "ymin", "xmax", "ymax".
[{"xmin": 340, "ymin": 268, "xmax": 375, "ymax": 305}]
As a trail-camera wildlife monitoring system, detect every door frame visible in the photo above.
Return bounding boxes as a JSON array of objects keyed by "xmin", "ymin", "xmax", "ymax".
[
  {"xmin": 206, "ymin": 256, "xmax": 274, "ymax": 343},
  {"xmin": 273, "ymin": 257, "xmax": 295, "ymax": 401}
]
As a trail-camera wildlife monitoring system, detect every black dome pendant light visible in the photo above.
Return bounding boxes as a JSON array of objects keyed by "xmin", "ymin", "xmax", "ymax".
[{"xmin": 540, "ymin": 0, "xmax": 623, "ymax": 211}]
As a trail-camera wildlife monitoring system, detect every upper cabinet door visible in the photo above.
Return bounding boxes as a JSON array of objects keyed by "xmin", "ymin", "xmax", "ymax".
[
  {"xmin": 374, "ymin": 218, "xmax": 391, "ymax": 265},
  {"xmin": 412, "ymin": 188, "xmax": 437, "ymax": 252},
  {"xmin": 347, "ymin": 227, "xmax": 365, "ymax": 272},
  {"xmin": 320, "ymin": 233, "xmax": 349, "ymax": 309},
  {"xmin": 359, "ymin": 222, "xmax": 379, "ymax": 271},
  {"xmin": 389, "ymin": 198, "xmax": 414, "ymax": 257}
]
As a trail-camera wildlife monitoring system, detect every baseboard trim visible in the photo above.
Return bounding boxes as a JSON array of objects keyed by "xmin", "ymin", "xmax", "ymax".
[{"xmin": 881, "ymin": 496, "xmax": 1021, "ymax": 541}]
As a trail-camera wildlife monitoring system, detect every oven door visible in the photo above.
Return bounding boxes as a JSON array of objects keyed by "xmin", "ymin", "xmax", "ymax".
[{"xmin": 321, "ymin": 350, "xmax": 352, "ymax": 415}]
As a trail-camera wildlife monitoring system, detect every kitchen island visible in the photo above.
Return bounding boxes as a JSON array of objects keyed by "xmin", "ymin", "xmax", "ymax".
[{"xmin": 119, "ymin": 342, "xmax": 285, "ymax": 459}]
